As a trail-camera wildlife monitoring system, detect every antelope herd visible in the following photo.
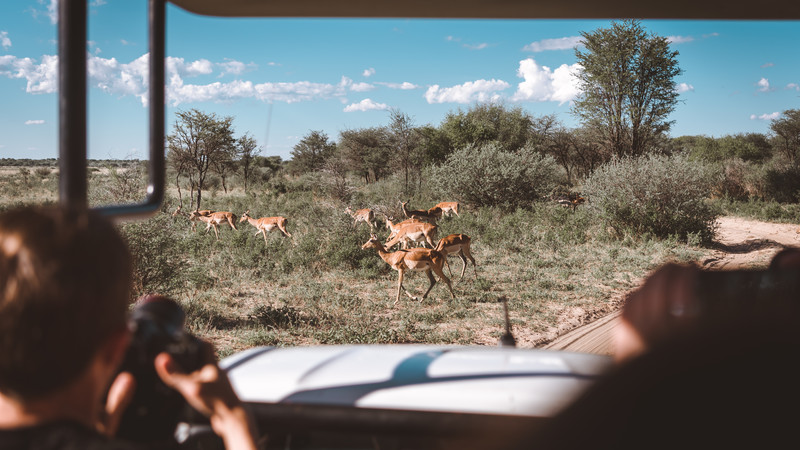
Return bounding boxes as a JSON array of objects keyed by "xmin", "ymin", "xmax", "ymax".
[
  {"xmin": 171, "ymin": 199, "xmax": 479, "ymax": 304},
  {"xmin": 172, "ymin": 195, "xmax": 584, "ymax": 303}
]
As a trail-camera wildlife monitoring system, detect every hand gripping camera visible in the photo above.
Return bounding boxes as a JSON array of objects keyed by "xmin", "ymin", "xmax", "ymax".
[{"xmin": 115, "ymin": 295, "xmax": 206, "ymax": 443}]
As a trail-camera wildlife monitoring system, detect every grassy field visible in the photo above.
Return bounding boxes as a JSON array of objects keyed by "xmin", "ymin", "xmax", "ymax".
[{"xmin": 1, "ymin": 165, "xmax": 711, "ymax": 358}]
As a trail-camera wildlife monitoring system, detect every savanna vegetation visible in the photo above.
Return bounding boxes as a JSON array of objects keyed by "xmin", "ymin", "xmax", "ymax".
[{"xmin": 2, "ymin": 20, "xmax": 799, "ymax": 357}]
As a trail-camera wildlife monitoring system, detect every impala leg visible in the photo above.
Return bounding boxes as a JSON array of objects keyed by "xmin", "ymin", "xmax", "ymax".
[
  {"xmin": 432, "ymin": 261, "xmax": 455, "ymax": 299},
  {"xmin": 421, "ymin": 269, "xmax": 437, "ymax": 300},
  {"xmin": 213, "ymin": 225, "xmax": 220, "ymax": 240},
  {"xmin": 262, "ymin": 229, "xmax": 268, "ymax": 244},
  {"xmin": 458, "ymin": 253, "xmax": 468, "ymax": 279},
  {"xmin": 462, "ymin": 247, "xmax": 477, "ymax": 278},
  {"xmin": 395, "ymin": 269, "xmax": 404, "ymax": 305}
]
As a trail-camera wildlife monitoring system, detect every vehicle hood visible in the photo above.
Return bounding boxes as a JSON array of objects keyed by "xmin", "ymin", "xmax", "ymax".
[{"xmin": 221, "ymin": 345, "xmax": 613, "ymax": 417}]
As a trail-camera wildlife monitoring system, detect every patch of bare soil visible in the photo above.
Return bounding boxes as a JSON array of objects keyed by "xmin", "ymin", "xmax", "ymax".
[{"xmin": 543, "ymin": 216, "xmax": 800, "ymax": 356}]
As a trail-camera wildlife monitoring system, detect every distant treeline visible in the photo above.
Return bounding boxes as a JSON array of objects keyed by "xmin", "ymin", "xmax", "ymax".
[{"xmin": 0, "ymin": 158, "xmax": 141, "ymax": 167}]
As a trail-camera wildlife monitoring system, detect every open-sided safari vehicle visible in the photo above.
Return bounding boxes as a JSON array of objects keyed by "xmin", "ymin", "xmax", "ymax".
[{"xmin": 50, "ymin": 0, "xmax": 800, "ymax": 448}]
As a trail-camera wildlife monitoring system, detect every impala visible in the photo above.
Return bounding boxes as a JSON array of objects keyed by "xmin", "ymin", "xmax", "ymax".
[
  {"xmin": 240, "ymin": 210, "xmax": 292, "ymax": 242},
  {"xmin": 434, "ymin": 234, "xmax": 477, "ymax": 280},
  {"xmin": 384, "ymin": 221, "xmax": 438, "ymax": 250},
  {"xmin": 362, "ymin": 234, "xmax": 455, "ymax": 305},
  {"xmin": 190, "ymin": 210, "xmax": 237, "ymax": 240},
  {"xmin": 432, "ymin": 201, "xmax": 460, "ymax": 217},
  {"xmin": 556, "ymin": 196, "xmax": 586, "ymax": 211},
  {"xmin": 172, "ymin": 206, "xmax": 214, "ymax": 231},
  {"xmin": 384, "ymin": 216, "xmax": 424, "ymax": 242},
  {"xmin": 345, "ymin": 206, "xmax": 375, "ymax": 230},
  {"xmin": 400, "ymin": 201, "xmax": 439, "ymax": 224}
]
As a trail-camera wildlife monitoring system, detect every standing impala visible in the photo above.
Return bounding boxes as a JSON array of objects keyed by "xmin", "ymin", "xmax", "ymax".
[
  {"xmin": 345, "ymin": 206, "xmax": 375, "ymax": 230},
  {"xmin": 172, "ymin": 206, "xmax": 215, "ymax": 231},
  {"xmin": 384, "ymin": 216, "xmax": 424, "ymax": 242},
  {"xmin": 432, "ymin": 201, "xmax": 460, "ymax": 217},
  {"xmin": 435, "ymin": 234, "xmax": 477, "ymax": 280},
  {"xmin": 400, "ymin": 201, "xmax": 439, "ymax": 224},
  {"xmin": 240, "ymin": 210, "xmax": 292, "ymax": 243},
  {"xmin": 190, "ymin": 210, "xmax": 237, "ymax": 240},
  {"xmin": 385, "ymin": 221, "xmax": 438, "ymax": 250},
  {"xmin": 362, "ymin": 234, "xmax": 455, "ymax": 305}
]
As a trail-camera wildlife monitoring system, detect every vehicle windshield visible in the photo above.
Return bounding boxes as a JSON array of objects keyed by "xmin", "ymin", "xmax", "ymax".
[{"xmin": 1, "ymin": 1, "xmax": 799, "ymax": 358}]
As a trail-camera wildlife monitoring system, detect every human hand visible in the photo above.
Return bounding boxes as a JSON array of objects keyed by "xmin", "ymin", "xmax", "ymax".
[
  {"xmin": 98, "ymin": 371, "xmax": 135, "ymax": 437},
  {"xmin": 154, "ymin": 345, "xmax": 259, "ymax": 450},
  {"xmin": 614, "ymin": 262, "xmax": 699, "ymax": 363}
]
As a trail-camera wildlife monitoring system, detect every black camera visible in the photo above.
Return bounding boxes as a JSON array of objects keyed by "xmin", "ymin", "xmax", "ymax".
[{"xmin": 116, "ymin": 295, "xmax": 206, "ymax": 443}]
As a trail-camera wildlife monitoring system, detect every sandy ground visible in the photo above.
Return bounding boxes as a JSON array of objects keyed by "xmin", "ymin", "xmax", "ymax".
[{"xmin": 544, "ymin": 216, "xmax": 800, "ymax": 356}]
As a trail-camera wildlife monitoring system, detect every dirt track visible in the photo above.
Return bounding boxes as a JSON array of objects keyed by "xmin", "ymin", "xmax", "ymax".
[{"xmin": 543, "ymin": 216, "xmax": 800, "ymax": 356}]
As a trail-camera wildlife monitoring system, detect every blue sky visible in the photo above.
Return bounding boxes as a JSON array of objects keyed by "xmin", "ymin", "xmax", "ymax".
[{"xmin": 1, "ymin": 1, "xmax": 798, "ymax": 161}]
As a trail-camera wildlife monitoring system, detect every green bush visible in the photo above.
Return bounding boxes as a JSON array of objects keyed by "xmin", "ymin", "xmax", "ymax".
[
  {"xmin": 119, "ymin": 213, "xmax": 187, "ymax": 297},
  {"xmin": 427, "ymin": 142, "xmax": 561, "ymax": 210},
  {"xmin": 583, "ymin": 153, "xmax": 719, "ymax": 242},
  {"xmin": 762, "ymin": 164, "xmax": 800, "ymax": 203}
]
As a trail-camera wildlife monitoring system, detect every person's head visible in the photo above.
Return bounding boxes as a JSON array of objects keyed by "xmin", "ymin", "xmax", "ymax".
[{"xmin": 0, "ymin": 205, "xmax": 133, "ymax": 401}]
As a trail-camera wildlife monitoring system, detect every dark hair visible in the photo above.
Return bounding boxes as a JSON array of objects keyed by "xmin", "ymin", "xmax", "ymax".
[{"xmin": 0, "ymin": 206, "xmax": 133, "ymax": 399}]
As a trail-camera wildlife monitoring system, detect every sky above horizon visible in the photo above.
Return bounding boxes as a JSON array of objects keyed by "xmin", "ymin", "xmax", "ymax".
[{"xmin": 1, "ymin": 1, "xmax": 799, "ymax": 161}]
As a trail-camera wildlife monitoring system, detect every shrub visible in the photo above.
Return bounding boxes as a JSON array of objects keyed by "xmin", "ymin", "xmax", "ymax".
[
  {"xmin": 583, "ymin": 153, "xmax": 719, "ymax": 242},
  {"xmin": 762, "ymin": 163, "xmax": 800, "ymax": 203},
  {"xmin": 120, "ymin": 213, "xmax": 187, "ymax": 297},
  {"xmin": 427, "ymin": 142, "xmax": 561, "ymax": 210}
]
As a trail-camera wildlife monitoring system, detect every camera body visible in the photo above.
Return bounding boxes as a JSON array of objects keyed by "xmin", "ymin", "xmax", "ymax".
[{"xmin": 116, "ymin": 295, "xmax": 206, "ymax": 443}]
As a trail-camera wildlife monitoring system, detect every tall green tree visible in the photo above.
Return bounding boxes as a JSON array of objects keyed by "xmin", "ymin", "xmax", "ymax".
[
  {"xmin": 339, "ymin": 127, "xmax": 392, "ymax": 184},
  {"xmin": 770, "ymin": 109, "xmax": 800, "ymax": 166},
  {"xmin": 167, "ymin": 109, "xmax": 236, "ymax": 209},
  {"xmin": 237, "ymin": 133, "xmax": 260, "ymax": 194},
  {"xmin": 288, "ymin": 130, "xmax": 337, "ymax": 175},
  {"xmin": 388, "ymin": 109, "xmax": 423, "ymax": 193},
  {"xmin": 439, "ymin": 103, "xmax": 537, "ymax": 154},
  {"xmin": 573, "ymin": 20, "xmax": 682, "ymax": 158}
]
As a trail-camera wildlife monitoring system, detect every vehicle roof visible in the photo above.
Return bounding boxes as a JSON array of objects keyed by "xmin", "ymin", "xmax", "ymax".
[
  {"xmin": 169, "ymin": 0, "xmax": 800, "ymax": 19},
  {"xmin": 221, "ymin": 344, "xmax": 613, "ymax": 417}
]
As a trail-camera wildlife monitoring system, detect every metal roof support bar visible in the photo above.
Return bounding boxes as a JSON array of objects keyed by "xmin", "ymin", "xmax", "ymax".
[
  {"xmin": 58, "ymin": 0, "xmax": 88, "ymax": 210},
  {"xmin": 97, "ymin": 0, "xmax": 166, "ymax": 219},
  {"xmin": 57, "ymin": 0, "xmax": 166, "ymax": 218}
]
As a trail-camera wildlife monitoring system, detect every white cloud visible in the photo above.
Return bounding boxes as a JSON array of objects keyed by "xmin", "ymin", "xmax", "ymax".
[
  {"xmin": 25, "ymin": 120, "xmax": 45, "ymax": 125},
  {"xmin": 1, "ymin": 31, "xmax": 11, "ymax": 50},
  {"xmin": 787, "ymin": 83, "xmax": 799, "ymax": 91},
  {"xmin": 362, "ymin": 67, "xmax": 375, "ymax": 77},
  {"xmin": 446, "ymin": 36, "xmax": 460, "ymax": 42},
  {"xmin": 377, "ymin": 81, "xmax": 418, "ymax": 90},
  {"xmin": 756, "ymin": 77, "xmax": 772, "ymax": 92},
  {"xmin": 167, "ymin": 57, "xmax": 214, "ymax": 77},
  {"xmin": 511, "ymin": 58, "xmax": 581, "ymax": 104},
  {"xmin": 464, "ymin": 43, "xmax": 489, "ymax": 50},
  {"xmin": 218, "ymin": 59, "xmax": 256, "ymax": 76},
  {"xmin": 667, "ymin": 35, "xmax": 694, "ymax": 44},
  {"xmin": 344, "ymin": 98, "xmax": 389, "ymax": 112},
  {"xmin": 676, "ymin": 83, "xmax": 695, "ymax": 93},
  {"xmin": 750, "ymin": 112, "xmax": 781, "ymax": 121},
  {"xmin": 47, "ymin": 0, "xmax": 58, "ymax": 24},
  {"xmin": 424, "ymin": 79, "xmax": 510, "ymax": 104},
  {"xmin": 0, "ymin": 54, "xmax": 59, "ymax": 94},
  {"xmin": 761, "ymin": 62, "xmax": 775, "ymax": 68},
  {"xmin": 339, "ymin": 76, "xmax": 374, "ymax": 92},
  {"xmin": 0, "ymin": 52, "xmax": 394, "ymax": 107},
  {"xmin": 523, "ymin": 36, "xmax": 582, "ymax": 52}
]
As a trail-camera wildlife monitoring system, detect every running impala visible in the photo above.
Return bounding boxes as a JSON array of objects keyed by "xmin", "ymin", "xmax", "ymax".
[
  {"xmin": 240, "ymin": 210, "xmax": 292, "ymax": 243},
  {"xmin": 362, "ymin": 234, "xmax": 455, "ymax": 305}
]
